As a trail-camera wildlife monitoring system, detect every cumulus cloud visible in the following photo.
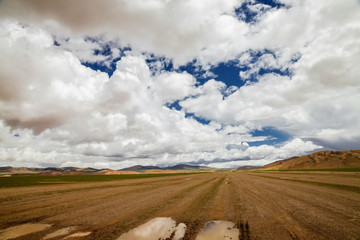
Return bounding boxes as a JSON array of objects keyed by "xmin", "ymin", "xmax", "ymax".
[
  {"xmin": 0, "ymin": 0, "xmax": 359, "ymax": 168},
  {"xmin": 0, "ymin": 0, "xmax": 244, "ymax": 65},
  {"xmin": 0, "ymin": 21, "xmax": 268, "ymax": 168},
  {"xmin": 151, "ymin": 72, "xmax": 198, "ymax": 103},
  {"xmin": 180, "ymin": 0, "xmax": 360, "ymax": 150},
  {"xmin": 0, "ymin": 21, "xmax": 109, "ymax": 134}
]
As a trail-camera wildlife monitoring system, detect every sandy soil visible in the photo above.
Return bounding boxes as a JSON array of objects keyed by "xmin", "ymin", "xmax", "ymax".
[
  {"xmin": 0, "ymin": 172, "xmax": 359, "ymax": 240},
  {"xmin": 0, "ymin": 223, "xmax": 51, "ymax": 240},
  {"xmin": 253, "ymin": 171, "xmax": 360, "ymax": 187}
]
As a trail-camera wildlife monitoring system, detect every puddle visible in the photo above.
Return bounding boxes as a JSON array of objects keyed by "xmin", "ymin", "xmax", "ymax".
[
  {"xmin": 195, "ymin": 221, "xmax": 239, "ymax": 240},
  {"xmin": 0, "ymin": 223, "xmax": 51, "ymax": 240},
  {"xmin": 117, "ymin": 217, "xmax": 186, "ymax": 240},
  {"xmin": 115, "ymin": 218, "xmax": 239, "ymax": 240},
  {"xmin": 63, "ymin": 232, "xmax": 92, "ymax": 239},
  {"xmin": 173, "ymin": 223, "xmax": 186, "ymax": 240},
  {"xmin": 43, "ymin": 226, "xmax": 77, "ymax": 239}
]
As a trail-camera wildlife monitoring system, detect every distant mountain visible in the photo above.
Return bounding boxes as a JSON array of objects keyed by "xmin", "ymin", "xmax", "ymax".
[
  {"xmin": 0, "ymin": 166, "xmax": 14, "ymax": 172},
  {"xmin": 0, "ymin": 166, "xmax": 103, "ymax": 175},
  {"xmin": 120, "ymin": 165, "xmax": 162, "ymax": 172},
  {"xmin": 96, "ymin": 169, "xmax": 140, "ymax": 175},
  {"xmin": 261, "ymin": 150, "xmax": 360, "ymax": 170},
  {"xmin": 0, "ymin": 166, "xmax": 39, "ymax": 174},
  {"xmin": 236, "ymin": 165, "xmax": 261, "ymax": 171},
  {"xmin": 164, "ymin": 164, "xmax": 201, "ymax": 170},
  {"xmin": 119, "ymin": 164, "xmax": 210, "ymax": 172},
  {"xmin": 0, "ymin": 163, "xmax": 216, "ymax": 176}
]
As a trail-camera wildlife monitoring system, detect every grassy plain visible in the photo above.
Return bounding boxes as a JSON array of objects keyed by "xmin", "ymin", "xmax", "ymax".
[
  {"xmin": 0, "ymin": 171, "xmax": 359, "ymax": 239},
  {"xmin": 0, "ymin": 173, "xmax": 196, "ymax": 188}
]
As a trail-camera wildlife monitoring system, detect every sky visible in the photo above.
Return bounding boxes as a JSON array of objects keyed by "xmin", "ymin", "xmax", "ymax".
[{"xmin": 0, "ymin": 0, "xmax": 359, "ymax": 169}]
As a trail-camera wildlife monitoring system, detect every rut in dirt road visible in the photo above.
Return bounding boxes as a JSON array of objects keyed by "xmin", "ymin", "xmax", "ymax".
[
  {"xmin": 88, "ymin": 175, "xmax": 220, "ymax": 240},
  {"xmin": 229, "ymin": 172, "xmax": 360, "ymax": 240},
  {"xmin": 1, "ymin": 172, "xmax": 359, "ymax": 240},
  {"xmin": 116, "ymin": 174, "xmax": 249, "ymax": 240}
]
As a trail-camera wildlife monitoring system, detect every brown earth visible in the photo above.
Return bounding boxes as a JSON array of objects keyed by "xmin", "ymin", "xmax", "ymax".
[
  {"xmin": 0, "ymin": 172, "xmax": 359, "ymax": 240},
  {"xmin": 261, "ymin": 150, "xmax": 360, "ymax": 170}
]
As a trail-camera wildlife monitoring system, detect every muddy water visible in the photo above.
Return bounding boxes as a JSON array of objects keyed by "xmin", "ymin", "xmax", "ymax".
[
  {"xmin": 195, "ymin": 221, "xmax": 239, "ymax": 240},
  {"xmin": 117, "ymin": 218, "xmax": 239, "ymax": 240},
  {"xmin": 63, "ymin": 232, "xmax": 92, "ymax": 238},
  {"xmin": 173, "ymin": 223, "xmax": 186, "ymax": 240},
  {"xmin": 117, "ymin": 217, "xmax": 184, "ymax": 240},
  {"xmin": 0, "ymin": 223, "xmax": 51, "ymax": 240},
  {"xmin": 43, "ymin": 226, "xmax": 77, "ymax": 239}
]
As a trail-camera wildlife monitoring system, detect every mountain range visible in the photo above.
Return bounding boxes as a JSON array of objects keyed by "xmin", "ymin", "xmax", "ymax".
[
  {"xmin": 236, "ymin": 165, "xmax": 261, "ymax": 171},
  {"xmin": 120, "ymin": 164, "xmax": 205, "ymax": 172},
  {"xmin": 1, "ymin": 150, "xmax": 360, "ymax": 176},
  {"xmin": 0, "ymin": 164, "xmax": 210, "ymax": 176}
]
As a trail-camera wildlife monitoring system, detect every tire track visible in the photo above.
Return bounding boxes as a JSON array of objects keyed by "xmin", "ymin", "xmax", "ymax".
[
  {"xmin": 244, "ymin": 173, "xmax": 360, "ymax": 239},
  {"xmin": 0, "ymin": 175, "xmax": 193, "ymax": 204},
  {"xmin": 3, "ymin": 172, "xmax": 359, "ymax": 240},
  {"xmin": 227, "ymin": 173, "xmax": 250, "ymax": 240},
  {"xmin": 3, "ymin": 174, "xmax": 215, "ymax": 240},
  {"xmin": 86, "ymin": 175, "xmax": 220, "ymax": 240},
  {"xmin": 250, "ymin": 176, "xmax": 358, "ymax": 220},
  {"xmin": 232, "ymin": 172, "xmax": 360, "ymax": 240},
  {"xmin": 231, "ymin": 173, "xmax": 310, "ymax": 240},
  {"xmin": 252, "ymin": 174, "xmax": 360, "ymax": 193},
  {"xmin": 0, "ymin": 177, "xmax": 197, "ymax": 228},
  {"xmin": 174, "ymin": 174, "xmax": 226, "ymax": 240}
]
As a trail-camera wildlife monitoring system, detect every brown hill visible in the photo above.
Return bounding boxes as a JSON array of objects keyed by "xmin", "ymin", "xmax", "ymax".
[
  {"xmin": 119, "ymin": 164, "xmax": 209, "ymax": 172},
  {"xmin": 261, "ymin": 150, "xmax": 360, "ymax": 170},
  {"xmin": 236, "ymin": 165, "xmax": 261, "ymax": 171},
  {"xmin": 39, "ymin": 171, "xmax": 64, "ymax": 176},
  {"xmin": 96, "ymin": 170, "xmax": 139, "ymax": 175},
  {"xmin": 0, "ymin": 166, "xmax": 38, "ymax": 174},
  {"xmin": 0, "ymin": 167, "xmax": 135, "ymax": 175}
]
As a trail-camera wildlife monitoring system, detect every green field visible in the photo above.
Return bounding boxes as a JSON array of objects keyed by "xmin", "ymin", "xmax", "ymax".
[{"xmin": 0, "ymin": 173, "xmax": 197, "ymax": 188}]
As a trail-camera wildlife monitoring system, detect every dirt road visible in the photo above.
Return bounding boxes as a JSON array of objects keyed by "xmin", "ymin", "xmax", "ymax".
[{"xmin": 0, "ymin": 172, "xmax": 359, "ymax": 240}]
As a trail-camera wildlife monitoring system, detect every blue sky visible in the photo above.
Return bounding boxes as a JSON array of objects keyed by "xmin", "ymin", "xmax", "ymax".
[
  {"xmin": 82, "ymin": 48, "xmax": 292, "ymax": 146},
  {"xmin": 0, "ymin": 0, "xmax": 359, "ymax": 169}
]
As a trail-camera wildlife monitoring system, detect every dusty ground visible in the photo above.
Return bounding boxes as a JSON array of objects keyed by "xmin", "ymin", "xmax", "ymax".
[{"xmin": 0, "ymin": 171, "xmax": 359, "ymax": 240}]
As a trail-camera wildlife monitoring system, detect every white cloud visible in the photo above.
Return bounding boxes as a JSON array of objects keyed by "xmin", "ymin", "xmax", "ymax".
[
  {"xmin": 180, "ymin": 80, "xmax": 227, "ymax": 122},
  {"xmin": 152, "ymin": 72, "xmax": 198, "ymax": 103},
  {"xmin": 191, "ymin": 138, "xmax": 322, "ymax": 169},
  {"xmin": 0, "ymin": 0, "xmax": 359, "ymax": 168},
  {"xmin": 0, "ymin": 0, "xmax": 243, "ymax": 66},
  {"xmin": 180, "ymin": 0, "xmax": 360, "ymax": 151},
  {"xmin": 0, "ymin": 21, "xmax": 109, "ymax": 134},
  {"xmin": 0, "ymin": 22, "xmax": 262, "ymax": 168},
  {"xmin": 53, "ymin": 36, "xmax": 122, "ymax": 65}
]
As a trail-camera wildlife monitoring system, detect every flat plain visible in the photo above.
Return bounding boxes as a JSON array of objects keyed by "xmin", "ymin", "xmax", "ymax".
[{"xmin": 0, "ymin": 171, "xmax": 359, "ymax": 240}]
